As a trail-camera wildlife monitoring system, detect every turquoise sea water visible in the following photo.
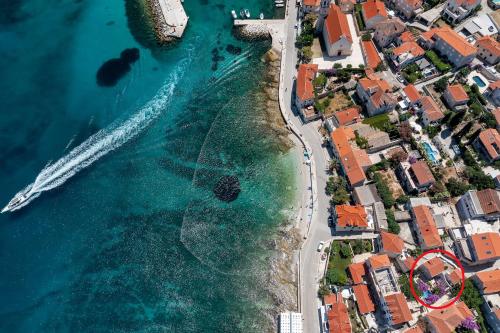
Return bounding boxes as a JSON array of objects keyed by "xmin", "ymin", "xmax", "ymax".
[{"xmin": 0, "ymin": 0, "xmax": 297, "ymax": 332}]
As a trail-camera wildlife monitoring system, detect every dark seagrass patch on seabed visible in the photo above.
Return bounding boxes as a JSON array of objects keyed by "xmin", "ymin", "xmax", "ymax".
[
  {"xmin": 96, "ymin": 48, "xmax": 140, "ymax": 87},
  {"xmin": 213, "ymin": 175, "xmax": 241, "ymax": 202}
]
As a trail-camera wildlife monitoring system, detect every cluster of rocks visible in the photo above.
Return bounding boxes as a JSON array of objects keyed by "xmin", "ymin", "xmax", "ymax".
[
  {"xmin": 145, "ymin": 0, "xmax": 178, "ymax": 44},
  {"xmin": 234, "ymin": 24, "xmax": 271, "ymax": 41}
]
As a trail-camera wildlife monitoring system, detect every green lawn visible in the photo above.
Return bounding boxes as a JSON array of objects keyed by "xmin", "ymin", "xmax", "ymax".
[
  {"xmin": 325, "ymin": 241, "xmax": 353, "ymax": 285},
  {"xmin": 362, "ymin": 113, "xmax": 390, "ymax": 131}
]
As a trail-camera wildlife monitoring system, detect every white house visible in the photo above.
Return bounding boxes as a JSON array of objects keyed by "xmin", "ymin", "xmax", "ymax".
[
  {"xmin": 442, "ymin": 0, "xmax": 482, "ymax": 24},
  {"xmin": 322, "ymin": 4, "xmax": 353, "ymax": 57}
]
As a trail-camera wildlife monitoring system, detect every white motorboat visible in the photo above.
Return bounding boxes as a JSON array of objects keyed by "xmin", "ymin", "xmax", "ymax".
[
  {"xmin": 2, "ymin": 188, "xmax": 31, "ymax": 213},
  {"xmin": 231, "ymin": 10, "xmax": 237, "ymax": 19},
  {"xmin": 240, "ymin": 9, "xmax": 245, "ymax": 18},
  {"xmin": 244, "ymin": 9, "xmax": 250, "ymax": 18},
  {"xmin": 275, "ymin": 3, "xmax": 285, "ymax": 7},
  {"xmin": 275, "ymin": 0, "xmax": 284, "ymax": 3},
  {"xmin": 259, "ymin": 12, "xmax": 264, "ymax": 19}
]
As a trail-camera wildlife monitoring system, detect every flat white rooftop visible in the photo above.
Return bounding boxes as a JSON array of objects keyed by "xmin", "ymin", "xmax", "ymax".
[{"xmin": 158, "ymin": 0, "xmax": 188, "ymax": 38}]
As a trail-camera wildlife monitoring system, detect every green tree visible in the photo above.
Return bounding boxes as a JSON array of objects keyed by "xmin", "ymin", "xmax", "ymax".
[
  {"xmin": 465, "ymin": 167, "xmax": 495, "ymax": 190},
  {"xmin": 434, "ymin": 76, "xmax": 449, "ymax": 92},
  {"xmin": 373, "ymin": 172, "xmax": 395, "ymax": 208},
  {"xmin": 340, "ymin": 243, "xmax": 352, "ymax": 258},
  {"xmin": 313, "ymin": 73, "xmax": 327, "ymax": 88},
  {"xmin": 446, "ymin": 177, "xmax": 471, "ymax": 196},
  {"xmin": 361, "ymin": 33, "xmax": 372, "ymax": 41},
  {"xmin": 301, "ymin": 46, "xmax": 313, "ymax": 63},
  {"xmin": 326, "ymin": 269, "xmax": 348, "ymax": 285},
  {"xmin": 386, "ymin": 209, "xmax": 400, "ymax": 234}
]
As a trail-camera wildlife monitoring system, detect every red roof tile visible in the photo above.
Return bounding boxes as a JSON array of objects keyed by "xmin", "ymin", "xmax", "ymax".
[
  {"xmin": 470, "ymin": 232, "xmax": 500, "ymax": 262},
  {"xmin": 426, "ymin": 301, "xmax": 473, "ymax": 333},
  {"xmin": 446, "ymin": 84, "xmax": 469, "ymax": 103},
  {"xmin": 380, "ymin": 231, "xmax": 405, "ymax": 255},
  {"xmin": 476, "ymin": 35, "xmax": 500, "ymax": 57},
  {"xmin": 353, "ymin": 284, "xmax": 375, "ymax": 314},
  {"xmin": 399, "ymin": 31, "xmax": 416, "ymax": 43},
  {"xmin": 476, "ymin": 188, "xmax": 500, "ymax": 215},
  {"xmin": 393, "ymin": 41, "xmax": 425, "ymax": 57},
  {"xmin": 421, "ymin": 257, "xmax": 445, "ymax": 278},
  {"xmin": 410, "ymin": 160, "xmax": 435, "ymax": 186},
  {"xmin": 361, "ymin": 40, "xmax": 382, "ymax": 69},
  {"xmin": 421, "ymin": 96, "xmax": 444, "ymax": 122},
  {"xmin": 474, "ymin": 269, "xmax": 500, "ymax": 294},
  {"xmin": 334, "ymin": 107, "xmax": 361, "ymax": 126},
  {"xmin": 413, "ymin": 205, "xmax": 442, "ymax": 249},
  {"xmin": 349, "ymin": 262, "xmax": 367, "ymax": 284},
  {"xmin": 421, "ymin": 27, "xmax": 476, "ymax": 57},
  {"xmin": 331, "ymin": 127, "xmax": 367, "ymax": 186},
  {"xmin": 384, "ymin": 293, "xmax": 412, "ymax": 325},
  {"xmin": 403, "ymin": 84, "xmax": 422, "ymax": 103},
  {"xmin": 368, "ymin": 254, "xmax": 391, "ymax": 270},
  {"xmin": 447, "ymin": 268, "xmax": 462, "ymax": 285},
  {"xmin": 324, "ymin": 4, "xmax": 353, "ymax": 44},
  {"xmin": 362, "ymin": 0, "xmax": 387, "ymax": 21},
  {"xmin": 336, "ymin": 205, "xmax": 368, "ymax": 228},
  {"xmin": 296, "ymin": 64, "xmax": 318, "ymax": 102},
  {"xmin": 325, "ymin": 293, "xmax": 352, "ymax": 333},
  {"xmin": 493, "ymin": 108, "xmax": 500, "ymax": 125},
  {"xmin": 477, "ymin": 128, "xmax": 500, "ymax": 161}
]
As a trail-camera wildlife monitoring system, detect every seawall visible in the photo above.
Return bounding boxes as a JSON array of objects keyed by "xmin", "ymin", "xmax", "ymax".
[{"xmin": 146, "ymin": 0, "xmax": 188, "ymax": 43}]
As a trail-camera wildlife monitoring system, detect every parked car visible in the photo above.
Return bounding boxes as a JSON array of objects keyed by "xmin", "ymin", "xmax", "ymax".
[
  {"xmin": 317, "ymin": 241, "xmax": 325, "ymax": 252},
  {"xmin": 328, "ymin": 215, "xmax": 333, "ymax": 227}
]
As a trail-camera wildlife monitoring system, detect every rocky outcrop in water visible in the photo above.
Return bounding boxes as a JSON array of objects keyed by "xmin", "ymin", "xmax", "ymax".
[
  {"xmin": 213, "ymin": 175, "xmax": 241, "ymax": 202},
  {"xmin": 96, "ymin": 48, "xmax": 140, "ymax": 87}
]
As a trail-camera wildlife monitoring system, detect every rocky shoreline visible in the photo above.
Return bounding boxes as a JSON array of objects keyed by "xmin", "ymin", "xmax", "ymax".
[
  {"xmin": 233, "ymin": 24, "xmax": 272, "ymax": 41},
  {"xmin": 144, "ymin": 0, "xmax": 179, "ymax": 44},
  {"xmin": 257, "ymin": 49, "xmax": 304, "ymax": 332}
]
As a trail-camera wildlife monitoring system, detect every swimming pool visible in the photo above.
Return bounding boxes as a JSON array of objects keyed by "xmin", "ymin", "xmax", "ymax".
[
  {"xmin": 472, "ymin": 75, "xmax": 487, "ymax": 88},
  {"xmin": 423, "ymin": 142, "xmax": 438, "ymax": 163}
]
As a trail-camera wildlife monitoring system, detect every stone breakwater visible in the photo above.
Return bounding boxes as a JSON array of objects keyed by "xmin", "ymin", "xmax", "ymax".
[
  {"xmin": 233, "ymin": 20, "xmax": 285, "ymax": 52},
  {"xmin": 145, "ymin": 0, "xmax": 188, "ymax": 44}
]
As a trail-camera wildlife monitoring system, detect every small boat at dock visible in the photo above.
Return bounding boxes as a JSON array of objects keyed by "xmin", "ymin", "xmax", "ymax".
[
  {"xmin": 259, "ymin": 12, "xmax": 264, "ymax": 19},
  {"xmin": 231, "ymin": 10, "xmax": 237, "ymax": 19},
  {"xmin": 275, "ymin": 0, "xmax": 284, "ymax": 3},
  {"xmin": 275, "ymin": 3, "xmax": 285, "ymax": 7},
  {"xmin": 244, "ymin": 9, "xmax": 250, "ymax": 18}
]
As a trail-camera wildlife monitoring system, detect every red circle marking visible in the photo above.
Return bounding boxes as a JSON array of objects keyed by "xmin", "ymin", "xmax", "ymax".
[{"xmin": 409, "ymin": 249, "xmax": 465, "ymax": 310}]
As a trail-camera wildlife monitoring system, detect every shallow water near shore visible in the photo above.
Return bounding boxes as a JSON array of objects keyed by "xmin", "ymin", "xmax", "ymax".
[{"xmin": 0, "ymin": 0, "xmax": 297, "ymax": 332}]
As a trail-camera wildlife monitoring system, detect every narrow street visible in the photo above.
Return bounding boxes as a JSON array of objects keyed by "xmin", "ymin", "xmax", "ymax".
[{"xmin": 280, "ymin": 2, "xmax": 335, "ymax": 332}]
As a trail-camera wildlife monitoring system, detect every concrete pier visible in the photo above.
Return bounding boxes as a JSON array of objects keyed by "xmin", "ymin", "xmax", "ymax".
[
  {"xmin": 233, "ymin": 19, "xmax": 285, "ymax": 52},
  {"xmin": 148, "ymin": 0, "xmax": 188, "ymax": 42}
]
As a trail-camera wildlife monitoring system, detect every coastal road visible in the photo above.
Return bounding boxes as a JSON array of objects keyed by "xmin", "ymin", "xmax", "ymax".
[{"xmin": 280, "ymin": 3, "xmax": 334, "ymax": 332}]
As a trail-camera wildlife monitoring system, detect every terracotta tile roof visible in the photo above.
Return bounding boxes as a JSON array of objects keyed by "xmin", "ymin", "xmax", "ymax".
[
  {"xmin": 393, "ymin": 41, "xmax": 425, "ymax": 57},
  {"xmin": 334, "ymin": 107, "xmax": 361, "ymax": 126},
  {"xmin": 490, "ymin": 80, "xmax": 500, "ymax": 90},
  {"xmin": 325, "ymin": 4, "xmax": 353, "ymax": 45},
  {"xmin": 331, "ymin": 127, "xmax": 367, "ymax": 186},
  {"xmin": 447, "ymin": 268, "xmax": 462, "ymax": 285},
  {"xmin": 421, "ymin": 257, "xmax": 445, "ymax": 278},
  {"xmin": 349, "ymin": 262, "xmax": 367, "ymax": 284},
  {"xmin": 404, "ymin": 326, "xmax": 424, "ymax": 333},
  {"xmin": 496, "ymin": 309, "xmax": 500, "ymax": 320},
  {"xmin": 476, "ymin": 35, "xmax": 500, "ymax": 57},
  {"xmin": 384, "ymin": 293, "xmax": 412, "ymax": 325},
  {"xmin": 493, "ymin": 108, "xmax": 500, "ymax": 125},
  {"xmin": 403, "ymin": 84, "xmax": 422, "ymax": 103},
  {"xmin": 399, "ymin": 31, "xmax": 416, "ymax": 43},
  {"xmin": 474, "ymin": 269, "xmax": 500, "ymax": 294},
  {"xmin": 476, "ymin": 188, "xmax": 500, "ymax": 215},
  {"xmin": 401, "ymin": 0, "xmax": 423, "ymax": 9},
  {"xmin": 380, "ymin": 231, "xmax": 405, "ymax": 255},
  {"xmin": 477, "ymin": 128, "xmax": 500, "ymax": 161},
  {"xmin": 296, "ymin": 64, "xmax": 318, "ymax": 102},
  {"xmin": 403, "ymin": 256, "xmax": 416, "ymax": 270},
  {"xmin": 410, "ymin": 160, "xmax": 435, "ymax": 186},
  {"xmin": 421, "ymin": 27, "xmax": 476, "ymax": 57},
  {"xmin": 359, "ymin": 76, "xmax": 391, "ymax": 92},
  {"xmin": 368, "ymin": 253, "xmax": 391, "ymax": 270},
  {"xmin": 362, "ymin": 0, "xmax": 387, "ymax": 21},
  {"xmin": 335, "ymin": 204, "xmax": 368, "ymax": 228},
  {"xmin": 303, "ymin": 0, "xmax": 321, "ymax": 6},
  {"xmin": 446, "ymin": 84, "xmax": 469, "ymax": 103},
  {"xmin": 361, "ymin": 40, "xmax": 382, "ymax": 69},
  {"xmin": 421, "ymin": 96, "xmax": 444, "ymax": 122},
  {"xmin": 470, "ymin": 232, "xmax": 500, "ymax": 262},
  {"xmin": 353, "ymin": 284, "xmax": 375, "ymax": 314},
  {"xmin": 412, "ymin": 205, "xmax": 442, "ymax": 249},
  {"xmin": 426, "ymin": 301, "xmax": 473, "ymax": 333},
  {"xmin": 325, "ymin": 293, "xmax": 352, "ymax": 333},
  {"xmin": 454, "ymin": 0, "xmax": 481, "ymax": 6}
]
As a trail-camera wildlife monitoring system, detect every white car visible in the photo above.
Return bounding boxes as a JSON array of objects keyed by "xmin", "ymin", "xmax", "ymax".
[{"xmin": 317, "ymin": 241, "xmax": 325, "ymax": 252}]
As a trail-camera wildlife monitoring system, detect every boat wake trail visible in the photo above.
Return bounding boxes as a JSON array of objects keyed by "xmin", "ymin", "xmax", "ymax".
[{"xmin": 3, "ymin": 60, "xmax": 188, "ymax": 213}]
